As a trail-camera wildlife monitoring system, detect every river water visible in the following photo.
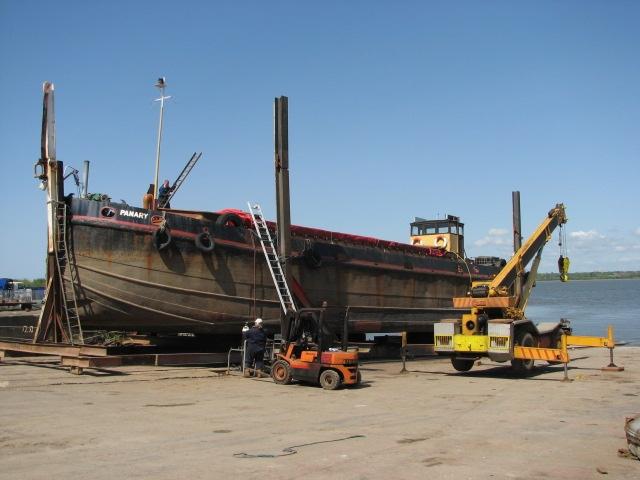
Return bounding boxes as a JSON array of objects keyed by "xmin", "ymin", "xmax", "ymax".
[{"xmin": 527, "ymin": 278, "xmax": 640, "ymax": 345}]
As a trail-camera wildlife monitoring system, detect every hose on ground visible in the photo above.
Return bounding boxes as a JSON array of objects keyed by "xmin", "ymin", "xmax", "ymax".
[{"xmin": 233, "ymin": 434, "xmax": 365, "ymax": 458}]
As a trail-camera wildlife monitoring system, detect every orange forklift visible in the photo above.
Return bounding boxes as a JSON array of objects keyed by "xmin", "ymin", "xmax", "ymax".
[{"xmin": 271, "ymin": 307, "xmax": 361, "ymax": 390}]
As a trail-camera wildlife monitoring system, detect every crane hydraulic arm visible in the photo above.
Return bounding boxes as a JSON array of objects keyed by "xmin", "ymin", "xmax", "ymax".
[{"xmin": 454, "ymin": 203, "xmax": 567, "ymax": 312}]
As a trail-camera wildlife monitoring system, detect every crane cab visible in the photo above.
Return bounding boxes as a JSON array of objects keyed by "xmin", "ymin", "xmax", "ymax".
[{"xmin": 410, "ymin": 215, "xmax": 464, "ymax": 256}]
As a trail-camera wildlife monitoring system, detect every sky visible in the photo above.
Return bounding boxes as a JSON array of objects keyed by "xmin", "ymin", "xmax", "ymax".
[{"xmin": 1, "ymin": 1, "xmax": 639, "ymax": 279}]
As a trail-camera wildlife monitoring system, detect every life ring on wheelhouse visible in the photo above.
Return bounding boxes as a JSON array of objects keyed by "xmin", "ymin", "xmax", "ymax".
[
  {"xmin": 434, "ymin": 236, "xmax": 448, "ymax": 249},
  {"xmin": 195, "ymin": 231, "xmax": 215, "ymax": 253}
]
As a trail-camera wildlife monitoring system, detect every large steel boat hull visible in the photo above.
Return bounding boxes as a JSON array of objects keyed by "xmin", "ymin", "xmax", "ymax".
[{"xmin": 67, "ymin": 198, "xmax": 497, "ymax": 335}]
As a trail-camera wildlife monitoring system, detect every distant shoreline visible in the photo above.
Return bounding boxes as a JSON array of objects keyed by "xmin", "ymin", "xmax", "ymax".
[{"xmin": 537, "ymin": 271, "xmax": 640, "ymax": 281}]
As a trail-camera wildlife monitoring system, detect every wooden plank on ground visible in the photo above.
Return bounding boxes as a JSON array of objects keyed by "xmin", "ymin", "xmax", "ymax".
[
  {"xmin": 61, "ymin": 356, "xmax": 124, "ymax": 368},
  {"xmin": 0, "ymin": 340, "xmax": 109, "ymax": 358}
]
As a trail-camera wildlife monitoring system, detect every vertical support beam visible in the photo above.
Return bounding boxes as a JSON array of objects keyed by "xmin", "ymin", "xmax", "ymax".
[
  {"xmin": 34, "ymin": 82, "xmax": 67, "ymax": 343},
  {"xmin": 41, "ymin": 82, "xmax": 60, "ymax": 255},
  {"xmin": 81, "ymin": 160, "xmax": 90, "ymax": 198},
  {"xmin": 342, "ymin": 308, "xmax": 350, "ymax": 352},
  {"xmin": 400, "ymin": 331, "xmax": 408, "ymax": 373},
  {"xmin": 42, "ymin": 83, "xmax": 60, "ymax": 294},
  {"xmin": 512, "ymin": 191, "xmax": 522, "ymax": 300},
  {"xmin": 274, "ymin": 96, "xmax": 292, "ymax": 282},
  {"xmin": 561, "ymin": 334, "xmax": 571, "ymax": 382},
  {"xmin": 602, "ymin": 325, "xmax": 624, "ymax": 371}
]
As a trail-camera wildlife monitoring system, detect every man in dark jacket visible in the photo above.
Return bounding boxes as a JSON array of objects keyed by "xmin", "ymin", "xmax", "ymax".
[
  {"xmin": 243, "ymin": 318, "xmax": 268, "ymax": 377},
  {"xmin": 158, "ymin": 179, "xmax": 173, "ymax": 208}
]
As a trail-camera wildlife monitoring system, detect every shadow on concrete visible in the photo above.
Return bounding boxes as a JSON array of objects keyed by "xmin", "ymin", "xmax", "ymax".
[
  {"xmin": 406, "ymin": 363, "xmax": 572, "ymax": 381},
  {"xmin": 5, "ymin": 359, "xmax": 130, "ymax": 377}
]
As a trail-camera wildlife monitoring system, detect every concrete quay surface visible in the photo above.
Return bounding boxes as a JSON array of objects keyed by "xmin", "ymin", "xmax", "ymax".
[{"xmin": 1, "ymin": 348, "xmax": 638, "ymax": 480}]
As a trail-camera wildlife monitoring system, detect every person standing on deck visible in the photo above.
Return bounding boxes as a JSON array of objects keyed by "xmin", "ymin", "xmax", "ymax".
[{"xmin": 243, "ymin": 318, "xmax": 268, "ymax": 377}]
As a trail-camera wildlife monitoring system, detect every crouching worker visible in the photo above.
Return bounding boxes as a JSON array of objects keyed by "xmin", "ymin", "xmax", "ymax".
[{"xmin": 243, "ymin": 318, "xmax": 268, "ymax": 377}]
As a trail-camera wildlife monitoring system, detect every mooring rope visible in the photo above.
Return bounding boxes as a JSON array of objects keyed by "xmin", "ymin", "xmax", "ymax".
[{"xmin": 233, "ymin": 434, "xmax": 365, "ymax": 458}]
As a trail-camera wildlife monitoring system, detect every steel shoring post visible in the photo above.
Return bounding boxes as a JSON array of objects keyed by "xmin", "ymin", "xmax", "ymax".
[
  {"xmin": 242, "ymin": 339, "xmax": 247, "ymax": 376},
  {"xmin": 400, "ymin": 331, "xmax": 408, "ymax": 373},
  {"xmin": 609, "ymin": 348, "xmax": 615, "ymax": 366},
  {"xmin": 342, "ymin": 307, "xmax": 350, "ymax": 351},
  {"xmin": 608, "ymin": 325, "xmax": 616, "ymax": 367},
  {"xmin": 602, "ymin": 325, "xmax": 624, "ymax": 371},
  {"xmin": 561, "ymin": 334, "xmax": 571, "ymax": 382}
]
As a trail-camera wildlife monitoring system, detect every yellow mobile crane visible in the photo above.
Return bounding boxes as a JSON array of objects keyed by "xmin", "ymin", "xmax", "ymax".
[{"xmin": 434, "ymin": 203, "xmax": 573, "ymax": 373}]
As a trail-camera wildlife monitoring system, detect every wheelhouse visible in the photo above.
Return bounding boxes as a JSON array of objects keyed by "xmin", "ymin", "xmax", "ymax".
[{"xmin": 410, "ymin": 215, "xmax": 465, "ymax": 256}]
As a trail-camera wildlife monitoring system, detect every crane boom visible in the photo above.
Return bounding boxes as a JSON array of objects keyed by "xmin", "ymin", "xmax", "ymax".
[
  {"xmin": 483, "ymin": 203, "xmax": 566, "ymax": 295},
  {"xmin": 454, "ymin": 203, "xmax": 567, "ymax": 310}
]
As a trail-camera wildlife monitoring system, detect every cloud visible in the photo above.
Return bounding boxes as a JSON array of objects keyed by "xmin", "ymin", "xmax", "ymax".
[
  {"xmin": 468, "ymin": 226, "xmax": 640, "ymax": 271},
  {"xmin": 570, "ymin": 230, "xmax": 604, "ymax": 240},
  {"xmin": 474, "ymin": 227, "xmax": 509, "ymax": 247}
]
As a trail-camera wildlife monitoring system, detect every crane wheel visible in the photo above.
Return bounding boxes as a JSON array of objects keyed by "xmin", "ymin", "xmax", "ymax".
[
  {"xmin": 511, "ymin": 331, "xmax": 537, "ymax": 374},
  {"xmin": 451, "ymin": 358, "xmax": 475, "ymax": 372},
  {"xmin": 319, "ymin": 369, "xmax": 341, "ymax": 390},
  {"xmin": 271, "ymin": 360, "xmax": 293, "ymax": 385}
]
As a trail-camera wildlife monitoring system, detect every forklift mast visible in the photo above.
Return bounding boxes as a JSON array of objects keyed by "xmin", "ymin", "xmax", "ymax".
[{"xmin": 282, "ymin": 307, "xmax": 349, "ymax": 353}]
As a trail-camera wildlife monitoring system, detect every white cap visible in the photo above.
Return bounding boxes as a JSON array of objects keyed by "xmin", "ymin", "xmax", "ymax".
[{"xmin": 255, "ymin": 318, "xmax": 263, "ymax": 325}]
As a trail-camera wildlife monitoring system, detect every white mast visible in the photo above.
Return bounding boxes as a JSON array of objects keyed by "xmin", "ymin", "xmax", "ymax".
[{"xmin": 153, "ymin": 77, "xmax": 171, "ymax": 202}]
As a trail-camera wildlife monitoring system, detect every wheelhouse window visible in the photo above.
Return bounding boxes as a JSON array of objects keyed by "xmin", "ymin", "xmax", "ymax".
[{"xmin": 410, "ymin": 216, "xmax": 464, "ymax": 237}]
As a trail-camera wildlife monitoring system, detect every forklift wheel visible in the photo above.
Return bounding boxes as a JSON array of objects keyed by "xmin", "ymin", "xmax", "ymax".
[
  {"xmin": 271, "ymin": 360, "xmax": 293, "ymax": 385},
  {"xmin": 319, "ymin": 369, "xmax": 341, "ymax": 390},
  {"xmin": 451, "ymin": 358, "xmax": 475, "ymax": 372}
]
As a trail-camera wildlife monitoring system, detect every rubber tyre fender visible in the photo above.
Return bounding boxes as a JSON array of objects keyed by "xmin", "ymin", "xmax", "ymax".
[
  {"xmin": 451, "ymin": 357, "xmax": 475, "ymax": 372},
  {"xmin": 215, "ymin": 213, "xmax": 244, "ymax": 229},
  {"xmin": 195, "ymin": 232, "xmax": 215, "ymax": 253},
  {"xmin": 271, "ymin": 359, "xmax": 293, "ymax": 385},
  {"xmin": 511, "ymin": 331, "xmax": 537, "ymax": 374},
  {"xmin": 153, "ymin": 228, "xmax": 172, "ymax": 251},
  {"xmin": 319, "ymin": 369, "xmax": 341, "ymax": 390}
]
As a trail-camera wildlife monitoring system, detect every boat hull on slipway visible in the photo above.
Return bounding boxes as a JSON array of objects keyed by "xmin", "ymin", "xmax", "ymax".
[{"xmin": 67, "ymin": 198, "xmax": 500, "ymax": 337}]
